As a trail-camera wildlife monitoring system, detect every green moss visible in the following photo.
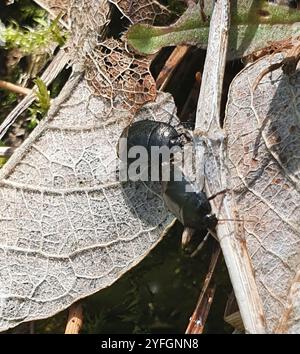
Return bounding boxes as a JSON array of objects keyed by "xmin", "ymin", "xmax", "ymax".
[
  {"xmin": 34, "ymin": 77, "xmax": 50, "ymax": 113},
  {"xmin": 0, "ymin": 0, "xmax": 70, "ymax": 138},
  {"xmin": 3, "ymin": 16, "xmax": 66, "ymax": 55}
]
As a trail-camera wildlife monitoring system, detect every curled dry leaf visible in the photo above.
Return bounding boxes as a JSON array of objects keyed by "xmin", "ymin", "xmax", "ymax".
[
  {"xmin": 225, "ymin": 53, "xmax": 300, "ymax": 332},
  {"xmin": 108, "ymin": 0, "xmax": 170, "ymax": 24},
  {"xmin": 85, "ymin": 39, "xmax": 156, "ymax": 114}
]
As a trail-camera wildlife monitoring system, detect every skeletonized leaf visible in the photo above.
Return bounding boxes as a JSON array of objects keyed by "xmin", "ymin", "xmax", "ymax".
[
  {"xmin": 0, "ymin": 0, "xmax": 171, "ymax": 332},
  {"xmin": 0, "ymin": 73, "xmax": 177, "ymax": 331},
  {"xmin": 85, "ymin": 39, "xmax": 156, "ymax": 113},
  {"xmin": 108, "ymin": 0, "xmax": 170, "ymax": 24},
  {"xmin": 276, "ymin": 271, "xmax": 300, "ymax": 333},
  {"xmin": 225, "ymin": 53, "xmax": 300, "ymax": 332},
  {"xmin": 68, "ymin": 0, "xmax": 110, "ymax": 65},
  {"xmin": 70, "ymin": 2, "xmax": 157, "ymax": 114}
]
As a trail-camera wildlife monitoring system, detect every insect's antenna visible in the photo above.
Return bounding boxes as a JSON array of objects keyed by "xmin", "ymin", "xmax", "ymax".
[
  {"xmin": 208, "ymin": 189, "xmax": 229, "ymax": 200},
  {"xmin": 217, "ymin": 218, "xmax": 254, "ymax": 222},
  {"xmin": 207, "ymin": 190, "xmax": 255, "ymax": 223}
]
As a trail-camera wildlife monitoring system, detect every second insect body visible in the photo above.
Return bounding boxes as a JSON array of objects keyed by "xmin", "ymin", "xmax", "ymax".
[{"xmin": 118, "ymin": 119, "xmax": 217, "ymax": 231}]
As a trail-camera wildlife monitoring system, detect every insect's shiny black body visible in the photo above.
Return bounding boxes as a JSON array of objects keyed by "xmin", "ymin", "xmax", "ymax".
[
  {"xmin": 119, "ymin": 120, "xmax": 183, "ymax": 180},
  {"xmin": 162, "ymin": 177, "xmax": 218, "ymax": 230},
  {"xmin": 118, "ymin": 119, "xmax": 217, "ymax": 231},
  {"xmin": 120, "ymin": 120, "xmax": 180, "ymax": 153},
  {"xmin": 119, "ymin": 120, "xmax": 182, "ymax": 168}
]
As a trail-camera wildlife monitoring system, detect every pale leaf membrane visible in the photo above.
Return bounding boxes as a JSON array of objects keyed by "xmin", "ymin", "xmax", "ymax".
[
  {"xmin": 85, "ymin": 39, "xmax": 156, "ymax": 114},
  {"xmin": 109, "ymin": 0, "xmax": 170, "ymax": 24},
  {"xmin": 225, "ymin": 53, "xmax": 300, "ymax": 332},
  {"xmin": 0, "ymin": 0, "xmax": 171, "ymax": 331},
  {"xmin": 68, "ymin": 0, "xmax": 111, "ymax": 65},
  {"xmin": 0, "ymin": 71, "xmax": 178, "ymax": 331}
]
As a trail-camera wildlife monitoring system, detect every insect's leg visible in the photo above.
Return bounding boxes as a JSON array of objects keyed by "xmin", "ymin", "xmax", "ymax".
[
  {"xmin": 181, "ymin": 227, "xmax": 195, "ymax": 249},
  {"xmin": 170, "ymin": 129, "xmax": 193, "ymax": 148},
  {"xmin": 190, "ymin": 231, "xmax": 210, "ymax": 257},
  {"xmin": 207, "ymin": 188, "xmax": 229, "ymax": 200}
]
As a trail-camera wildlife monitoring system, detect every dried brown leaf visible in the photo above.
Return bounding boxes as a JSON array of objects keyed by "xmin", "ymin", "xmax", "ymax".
[
  {"xmin": 109, "ymin": 0, "xmax": 170, "ymax": 24},
  {"xmin": 85, "ymin": 39, "xmax": 156, "ymax": 113}
]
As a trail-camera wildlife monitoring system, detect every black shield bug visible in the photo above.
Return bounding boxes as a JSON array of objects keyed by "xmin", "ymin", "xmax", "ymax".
[{"xmin": 118, "ymin": 119, "xmax": 217, "ymax": 231}]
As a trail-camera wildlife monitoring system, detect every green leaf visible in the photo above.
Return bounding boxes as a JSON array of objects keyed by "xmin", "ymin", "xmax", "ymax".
[{"xmin": 126, "ymin": 1, "xmax": 300, "ymax": 59}]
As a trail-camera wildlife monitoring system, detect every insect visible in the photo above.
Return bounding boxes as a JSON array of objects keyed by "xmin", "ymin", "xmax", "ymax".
[
  {"xmin": 118, "ymin": 119, "xmax": 217, "ymax": 231},
  {"xmin": 162, "ymin": 176, "xmax": 218, "ymax": 230},
  {"xmin": 118, "ymin": 119, "xmax": 186, "ymax": 180},
  {"xmin": 118, "ymin": 120, "xmax": 183, "ymax": 158}
]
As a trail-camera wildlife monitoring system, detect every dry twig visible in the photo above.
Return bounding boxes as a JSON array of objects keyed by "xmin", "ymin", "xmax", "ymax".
[
  {"xmin": 65, "ymin": 302, "xmax": 83, "ymax": 334},
  {"xmin": 0, "ymin": 48, "xmax": 69, "ymax": 140},
  {"xmin": 185, "ymin": 244, "xmax": 220, "ymax": 334},
  {"xmin": 0, "ymin": 146, "xmax": 14, "ymax": 157},
  {"xmin": 0, "ymin": 80, "xmax": 31, "ymax": 96},
  {"xmin": 156, "ymin": 46, "xmax": 189, "ymax": 90},
  {"xmin": 194, "ymin": 0, "xmax": 266, "ymax": 333}
]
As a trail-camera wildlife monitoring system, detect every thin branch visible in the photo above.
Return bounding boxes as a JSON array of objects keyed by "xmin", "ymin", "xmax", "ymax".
[
  {"xmin": 0, "ymin": 48, "xmax": 69, "ymax": 140},
  {"xmin": 65, "ymin": 302, "xmax": 83, "ymax": 334},
  {"xmin": 187, "ymin": 286, "xmax": 216, "ymax": 334},
  {"xmin": 224, "ymin": 291, "xmax": 244, "ymax": 332},
  {"xmin": 0, "ymin": 80, "xmax": 31, "ymax": 96},
  {"xmin": 0, "ymin": 147, "xmax": 14, "ymax": 157},
  {"xmin": 156, "ymin": 45, "xmax": 189, "ymax": 90},
  {"xmin": 190, "ymin": 232, "xmax": 209, "ymax": 257},
  {"xmin": 185, "ymin": 244, "xmax": 220, "ymax": 334},
  {"xmin": 194, "ymin": 0, "xmax": 266, "ymax": 333}
]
